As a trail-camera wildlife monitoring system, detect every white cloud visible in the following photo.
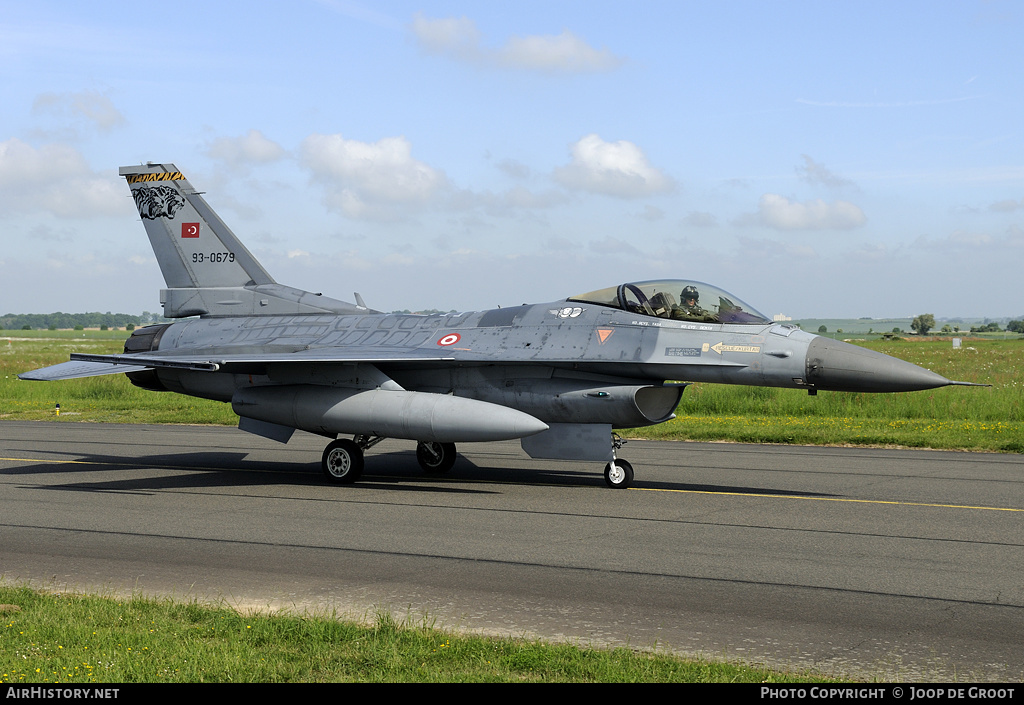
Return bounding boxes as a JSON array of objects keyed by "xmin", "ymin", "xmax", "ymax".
[
  {"xmin": 0, "ymin": 139, "xmax": 86, "ymax": 186},
  {"xmin": 468, "ymin": 186, "xmax": 572, "ymax": 216},
  {"xmin": 589, "ymin": 236, "xmax": 641, "ymax": 255},
  {"xmin": 845, "ymin": 243, "xmax": 892, "ymax": 262},
  {"xmin": 496, "ymin": 30, "xmax": 624, "ymax": 73},
  {"xmin": 496, "ymin": 158, "xmax": 531, "ymax": 179},
  {"xmin": 411, "ymin": 14, "xmax": 481, "ymax": 59},
  {"xmin": 0, "ymin": 138, "xmax": 124, "ymax": 218},
  {"xmin": 737, "ymin": 236, "xmax": 818, "ymax": 260},
  {"xmin": 914, "ymin": 229, "xmax": 996, "ymax": 250},
  {"xmin": 989, "ymin": 197, "xmax": 1023, "ymax": 213},
  {"xmin": 756, "ymin": 193, "xmax": 866, "ymax": 230},
  {"xmin": 32, "ymin": 90, "xmax": 126, "ymax": 133},
  {"xmin": 27, "ymin": 224, "xmax": 72, "ymax": 242},
  {"xmin": 300, "ymin": 133, "xmax": 447, "ymax": 219},
  {"xmin": 381, "ymin": 252, "xmax": 416, "ymax": 267},
  {"xmin": 640, "ymin": 205, "xmax": 665, "ymax": 222},
  {"xmin": 545, "ymin": 236, "xmax": 577, "ymax": 251},
  {"xmin": 411, "ymin": 14, "xmax": 624, "ymax": 73},
  {"xmin": 208, "ymin": 129, "xmax": 286, "ymax": 167},
  {"xmin": 554, "ymin": 134, "xmax": 673, "ymax": 199},
  {"xmin": 910, "ymin": 226, "xmax": 1024, "ymax": 263},
  {"xmin": 683, "ymin": 211, "xmax": 717, "ymax": 227},
  {"xmin": 797, "ymin": 154, "xmax": 855, "ymax": 190}
]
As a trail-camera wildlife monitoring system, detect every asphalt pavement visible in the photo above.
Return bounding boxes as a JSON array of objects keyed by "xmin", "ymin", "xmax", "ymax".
[{"xmin": 1, "ymin": 420, "xmax": 1022, "ymax": 681}]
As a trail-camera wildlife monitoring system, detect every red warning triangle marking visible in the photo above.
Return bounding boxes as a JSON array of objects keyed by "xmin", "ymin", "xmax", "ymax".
[{"xmin": 597, "ymin": 328, "xmax": 614, "ymax": 344}]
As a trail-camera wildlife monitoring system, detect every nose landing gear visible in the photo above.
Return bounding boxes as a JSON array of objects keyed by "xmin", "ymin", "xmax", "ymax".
[{"xmin": 603, "ymin": 433, "xmax": 633, "ymax": 489}]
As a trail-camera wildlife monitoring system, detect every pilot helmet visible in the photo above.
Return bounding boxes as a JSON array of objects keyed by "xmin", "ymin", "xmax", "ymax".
[{"xmin": 681, "ymin": 285, "xmax": 700, "ymax": 302}]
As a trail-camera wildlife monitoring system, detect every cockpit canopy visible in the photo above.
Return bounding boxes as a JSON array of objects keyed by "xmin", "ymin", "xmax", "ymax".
[{"xmin": 568, "ymin": 280, "xmax": 770, "ymax": 325}]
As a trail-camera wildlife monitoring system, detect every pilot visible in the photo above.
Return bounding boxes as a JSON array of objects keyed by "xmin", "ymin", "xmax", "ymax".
[{"xmin": 671, "ymin": 285, "xmax": 712, "ymax": 321}]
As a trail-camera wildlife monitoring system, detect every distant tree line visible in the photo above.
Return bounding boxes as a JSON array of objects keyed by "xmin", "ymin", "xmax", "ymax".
[
  {"xmin": 972, "ymin": 321, "xmax": 1008, "ymax": 334},
  {"xmin": 0, "ymin": 312, "xmax": 166, "ymax": 331},
  {"xmin": 909, "ymin": 313, "xmax": 1024, "ymax": 336}
]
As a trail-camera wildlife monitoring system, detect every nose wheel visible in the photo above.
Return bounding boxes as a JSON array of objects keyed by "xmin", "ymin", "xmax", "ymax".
[{"xmin": 604, "ymin": 458, "xmax": 634, "ymax": 489}]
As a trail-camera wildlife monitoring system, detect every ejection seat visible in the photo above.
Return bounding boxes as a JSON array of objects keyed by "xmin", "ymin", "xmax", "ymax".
[{"xmin": 648, "ymin": 291, "xmax": 677, "ymax": 318}]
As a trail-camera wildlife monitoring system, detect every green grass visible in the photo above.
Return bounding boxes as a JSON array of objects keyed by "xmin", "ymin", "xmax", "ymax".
[
  {"xmin": 636, "ymin": 338, "xmax": 1024, "ymax": 452},
  {"xmin": 3, "ymin": 330, "xmax": 1022, "ymax": 453},
  {"xmin": 0, "ymin": 329, "xmax": 136, "ymax": 340},
  {"xmin": 0, "ymin": 586, "xmax": 830, "ymax": 683},
  {"xmin": 1, "ymin": 333, "xmax": 236, "ymax": 425}
]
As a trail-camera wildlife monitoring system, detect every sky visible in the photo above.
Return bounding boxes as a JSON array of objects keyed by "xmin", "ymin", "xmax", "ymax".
[{"xmin": 2, "ymin": 0, "xmax": 1022, "ymax": 320}]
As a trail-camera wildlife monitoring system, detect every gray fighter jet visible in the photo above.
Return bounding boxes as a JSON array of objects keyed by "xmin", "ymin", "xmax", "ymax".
[{"xmin": 21, "ymin": 163, "xmax": 977, "ymax": 488}]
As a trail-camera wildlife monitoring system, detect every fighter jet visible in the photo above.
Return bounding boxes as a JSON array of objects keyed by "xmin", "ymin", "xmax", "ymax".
[{"xmin": 21, "ymin": 163, "xmax": 977, "ymax": 489}]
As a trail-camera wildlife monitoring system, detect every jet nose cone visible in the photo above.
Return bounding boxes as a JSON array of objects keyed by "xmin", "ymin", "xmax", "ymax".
[{"xmin": 805, "ymin": 337, "xmax": 952, "ymax": 392}]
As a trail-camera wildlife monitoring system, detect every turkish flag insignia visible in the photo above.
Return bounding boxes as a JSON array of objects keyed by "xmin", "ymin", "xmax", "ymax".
[{"xmin": 181, "ymin": 223, "xmax": 200, "ymax": 238}]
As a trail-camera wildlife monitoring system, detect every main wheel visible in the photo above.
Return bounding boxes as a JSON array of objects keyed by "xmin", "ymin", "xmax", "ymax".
[
  {"xmin": 322, "ymin": 439, "xmax": 364, "ymax": 484},
  {"xmin": 604, "ymin": 459, "xmax": 634, "ymax": 489},
  {"xmin": 416, "ymin": 441, "xmax": 457, "ymax": 474}
]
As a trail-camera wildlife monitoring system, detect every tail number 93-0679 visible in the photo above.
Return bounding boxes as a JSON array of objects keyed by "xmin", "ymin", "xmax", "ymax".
[{"xmin": 192, "ymin": 252, "xmax": 235, "ymax": 263}]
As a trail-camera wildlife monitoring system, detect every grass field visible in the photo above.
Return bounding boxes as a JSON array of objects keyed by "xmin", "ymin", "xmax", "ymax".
[
  {"xmin": 0, "ymin": 585, "xmax": 833, "ymax": 683},
  {"xmin": 1, "ymin": 332, "xmax": 237, "ymax": 426},
  {"xmin": 2, "ymin": 330, "xmax": 1022, "ymax": 452}
]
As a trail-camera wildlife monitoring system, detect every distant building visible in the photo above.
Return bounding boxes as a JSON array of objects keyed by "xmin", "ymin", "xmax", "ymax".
[{"xmin": 773, "ymin": 314, "xmax": 792, "ymax": 322}]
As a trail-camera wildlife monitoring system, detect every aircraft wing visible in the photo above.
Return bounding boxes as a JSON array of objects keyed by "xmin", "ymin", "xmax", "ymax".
[{"xmin": 20, "ymin": 347, "xmax": 459, "ymax": 381}]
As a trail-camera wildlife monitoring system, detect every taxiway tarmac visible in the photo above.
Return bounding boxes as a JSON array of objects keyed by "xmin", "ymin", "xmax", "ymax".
[{"xmin": 1, "ymin": 420, "xmax": 1022, "ymax": 681}]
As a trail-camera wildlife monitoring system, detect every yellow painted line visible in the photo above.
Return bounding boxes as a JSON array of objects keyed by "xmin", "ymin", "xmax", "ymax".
[
  {"xmin": 632, "ymin": 486, "xmax": 1023, "ymax": 512},
  {"xmin": 1, "ymin": 456, "xmax": 116, "ymax": 466}
]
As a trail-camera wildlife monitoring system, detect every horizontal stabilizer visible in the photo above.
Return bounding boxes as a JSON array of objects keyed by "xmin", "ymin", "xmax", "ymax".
[
  {"xmin": 18, "ymin": 360, "xmax": 148, "ymax": 381},
  {"xmin": 70, "ymin": 353, "xmax": 220, "ymax": 372}
]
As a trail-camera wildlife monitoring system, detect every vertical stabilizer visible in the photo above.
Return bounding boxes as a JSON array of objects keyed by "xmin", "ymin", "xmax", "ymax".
[
  {"xmin": 120, "ymin": 163, "xmax": 272, "ymax": 289},
  {"xmin": 119, "ymin": 163, "xmax": 368, "ymax": 318}
]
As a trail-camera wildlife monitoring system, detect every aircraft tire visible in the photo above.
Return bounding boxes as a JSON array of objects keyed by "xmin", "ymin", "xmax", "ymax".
[
  {"xmin": 416, "ymin": 441, "xmax": 457, "ymax": 474},
  {"xmin": 604, "ymin": 459, "xmax": 634, "ymax": 489},
  {"xmin": 322, "ymin": 439, "xmax": 364, "ymax": 484}
]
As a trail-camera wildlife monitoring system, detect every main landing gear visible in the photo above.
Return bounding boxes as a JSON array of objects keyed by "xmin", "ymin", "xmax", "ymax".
[
  {"xmin": 320, "ymin": 435, "xmax": 459, "ymax": 484},
  {"xmin": 415, "ymin": 441, "xmax": 457, "ymax": 474},
  {"xmin": 322, "ymin": 432, "xmax": 634, "ymax": 489},
  {"xmin": 321, "ymin": 438, "xmax": 364, "ymax": 484}
]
